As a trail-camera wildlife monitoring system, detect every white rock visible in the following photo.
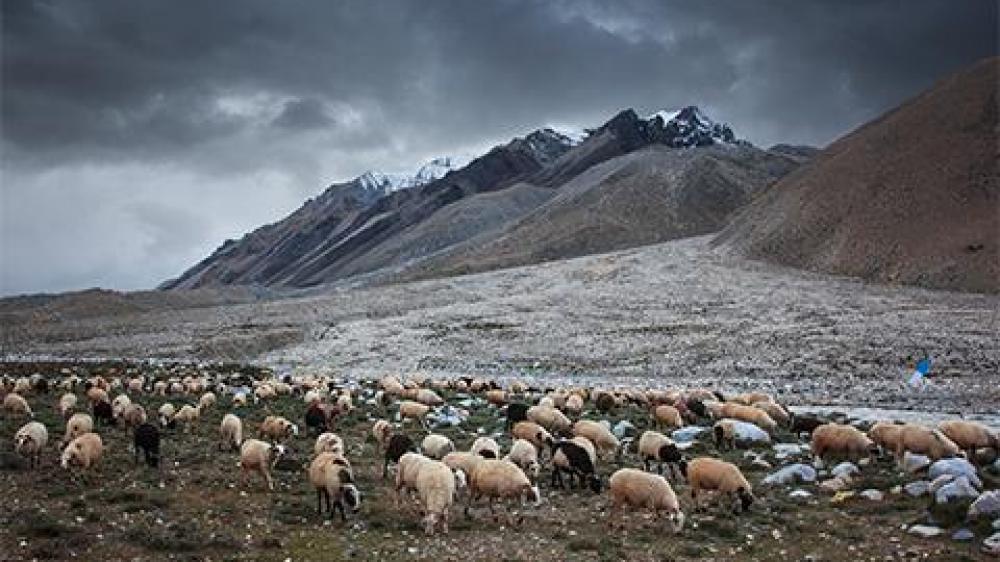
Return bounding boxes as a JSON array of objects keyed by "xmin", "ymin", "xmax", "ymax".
[
  {"xmin": 859, "ymin": 489, "xmax": 884, "ymax": 501},
  {"xmin": 671, "ymin": 426, "xmax": 707, "ymax": 442},
  {"xmin": 789, "ymin": 489, "xmax": 813, "ymax": 499},
  {"xmin": 935, "ymin": 476, "xmax": 980, "ymax": 505},
  {"xmin": 928, "ymin": 458, "xmax": 982, "ymax": 489},
  {"xmin": 763, "ymin": 464, "xmax": 817, "ymax": 486},
  {"xmin": 905, "ymin": 481, "xmax": 931, "ymax": 497},
  {"xmin": 901, "ymin": 452, "xmax": 931, "ymax": 473},
  {"xmin": 831, "ymin": 462, "xmax": 860, "ymax": 479},
  {"xmin": 773, "ymin": 443, "xmax": 808, "ymax": 460},
  {"xmin": 726, "ymin": 420, "xmax": 771, "ymax": 444},
  {"xmin": 908, "ymin": 525, "xmax": 944, "ymax": 538},
  {"xmin": 983, "ymin": 532, "xmax": 1000, "ymax": 555}
]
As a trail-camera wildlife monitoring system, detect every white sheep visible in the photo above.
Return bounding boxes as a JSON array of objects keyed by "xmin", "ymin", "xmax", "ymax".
[
  {"xmin": 527, "ymin": 405, "xmax": 571, "ymax": 435},
  {"xmin": 3, "ymin": 393, "xmax": 33, "ymax": 418},
  {"xmin": 219, "ymin": 413, "xmax": 243, "ymax": 451},
  {"xmin": 158, "ymin": 403, "xmax": 176, "ymax": 427},
  {"xmin": 198, "ymin": 392, "xmax": 217, "ymax": 411},
  {"xmin": 121, "ymin": 404, "xmax": 148, "ymax": 427},
  {"xmin": 372, "ymin": 420, "xmax": 393, "ymax": 449},
  {"xmin": 638, "ymin": 430, "xmax": 685, "ymax": 481},
  {"xmin": 314, "ymin": 432, "xmax": 345, "ymax": 455},
  {"xmin": 504, "ymin": 438, "xmax": 541, "ymax": 480},
  {"xmin": 572, "ymin": 419, "xmax": 620, "ymax": 459},
  {"xmin": 421, "ymin": 434, "xmax": 455, "ymax": 460},
  {"xmin": 308, "ymin": 451, "xmax": 361, "ymax": 520},
  {"xmin": 57, "ymin": 393, "xmax": 78, "ymax": 418},
  {"xmin": 62, "ymin": 413, "xmax": 94, "ymax": 446},
  {"xmin": 415, "ymin": 459, "xmax": 458, "ymax": 535},
  {"xmin": 239, "ymin": 439, "xmax": 287, "ymax": 491},
  {"xmin": 173, "ymin": 405, "xmax": 201, "ymax": 433},
  {"xmin": 470, "ymin": 436, "xmax": 501, "ymax": 459},
  {"xmin": 15, "ymin": 421, "xmax": 48, "ymax": 467},
  {"xmin": 608, "ymin": 468, "xmax": 684, "ymax": 532},
  {"xmin": 111, "ymin": 394, "xmax": 132, "ymax": 419}
]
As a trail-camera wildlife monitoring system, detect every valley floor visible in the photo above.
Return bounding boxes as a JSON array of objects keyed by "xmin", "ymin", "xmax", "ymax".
[{"xmin": 3, "ymin": 236, "xmax": 998, "ymax": 413}]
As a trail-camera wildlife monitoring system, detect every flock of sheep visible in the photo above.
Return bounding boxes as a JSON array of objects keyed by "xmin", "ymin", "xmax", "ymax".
[{"xmin": 2, "ymin": 367, "xmax": 998, "ymax": 541}]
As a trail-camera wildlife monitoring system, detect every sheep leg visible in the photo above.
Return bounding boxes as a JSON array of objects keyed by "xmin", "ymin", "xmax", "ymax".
[{"xmin": 334, "ymin": 499, "xmax": 347, "ymax": 522}]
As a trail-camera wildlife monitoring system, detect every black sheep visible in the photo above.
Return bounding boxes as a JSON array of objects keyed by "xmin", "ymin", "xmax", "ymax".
[
  {"xmin": 595, "ymin": 393, "xmax": 616, "ymax": 413},
  {"xmin": 133, "ymin": 423, "xmax": 161, "ymax": 467},
  {"xmin": 505, "ymin": 403, "xmax": 529, "ymax": 430},
  {"xmin": 686, "ymin": 398, "xmax": 708, "ymax": 419},
  {"xmin": 645, "ymin": 441, "xmax": 686, "ymax": 481},
  {"xmin": 382, "ymin": 434, "xmax": 414, "ymax": 479},
  {"xmin": 32, "ymin": 378, "xmax": 50, "ymax": 394},
  {"xmin": 790, "ymin": 414, "xmax": 824, "ymax": 438},
  {"xmin": 305, "ymin": 404, "xmax": 328, "ymax": 435},
  {"xmin": 316, "ymin": 466, "xmax": 361, "ymax": 521},
  {"xmin": 93, "ymin": 400, "xmax": 116, "ymax": 427},
  {"xmin": 551, "ymin": 440, "xmax": 602, "ymax": 493}
]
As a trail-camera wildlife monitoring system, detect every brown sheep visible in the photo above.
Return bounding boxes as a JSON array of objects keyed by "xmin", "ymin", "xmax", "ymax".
[
  {"xmin": 720, "ymin": 402, "xmax": 777, "ymax": 432},
  {"xmin": 892, "ymin": 424, "xmax": 962, "ymax": 461},
  {"xmin": 63, "ymin": 413, "xmax": 94, "ymax": 446},
  {"xmin": 61, "ymin": 432, "xmax": 103, "ymax": 471},
  {"xmin": 512, "ymin": 421, "xmax": 555, "ymax": 454},
  {"xmin": 3, "ymin": 393, "xmax": 33, "ymax": 418},
  {"xmin": 239, "ymin": 439, "xmax": 287, "ymax": 491},
  {"xmin": 811, "ymin": 423, "xmax": 878, "ymax": 462},
  {"xmin": 938, "ymin": 420, "xmax": 998, "ymax": 460},
  {"xmin": 687, "ymin": 457, "xmax": 754, "ymax": 514},
  {"xmin": 526, "ymin": 405, "xmax": 572, "ymax": 435},
  {"xmin": 572, "ymin": 419, "xmax": 620, "ymax": 459},
  {"xmin": 465, "ymin": 459, "xmax": 540, "ymax": 520},
  {"xmin": 399, "ymin": 401, "xmax": 431, "ymax": 429},
  {"xmin": 260, "ymin": 415, "xmax": 299, "ymax": 441},
  {"xmin": 608, "ymin": 468, "xmax": 684, "ymax": 532},
  {"xmin": 652, "ymin": 405, "xmax": 684, "ymax": 429}
]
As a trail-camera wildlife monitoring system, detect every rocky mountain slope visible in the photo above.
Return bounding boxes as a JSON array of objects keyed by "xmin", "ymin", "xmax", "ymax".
[
  {"xmin": 713, "ymin": 57, "xmax": 999, "ymax": 294},
  {"xmin": 164, "ymin": 106, "xmax": 807, "ymax": 290}
]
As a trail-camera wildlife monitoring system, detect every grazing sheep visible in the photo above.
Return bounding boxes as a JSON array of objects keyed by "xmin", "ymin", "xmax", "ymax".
[
  {"xmin": 414, "ymin": 459, "xmax": 459, "ymax": 535},
  {"xmin": 713, "ymin": 420, "xmax": 737, "ymax": 450},
  {"xmin": 92, "ymin": 400, "xmax": 115, "ymax": 427},
  {"xmin": 133, "ymin": 423, "xmax": 160, "ymax": 467},
  {"xmin": 608, "ymin": 468, "xmax": 684, "ymax": 532},
  {"xmin": 652, "ymin": 405, "xmax": 684, "ymax": 429},
  {"xmin": 219, "ymin": 413, "xmax": 243, "ymax": 451},
  {"xmin": 505, "ymin": 403, "xmax": 529, "ymax": 430},
  {"xmin": 687, "ymin": 457, "xmax": 754, "ymax": 514},
  {"xmin": 551, "ymin": 437, "xmax": 602, "ymax": 493},
  {"xmin": 314, "ymin": 432, "xmax": 345, "ymax": 455},
  {"xmin": 111, "ymin": 394, "xmax": 131, "ymax": 419},
  {"xmin": 504, "ymin": 439, "xmax": 541, "ymax": 480},
  {"xmin": 254, "ymin": 384, "xmax": 276, "ymax": 403},
  {"xmin": 442, "ymin": 451, "xmax": 484, "ymax": 482},
  {"xmin": 396, "ymin": 452, "xmax": 433, "ymax": 501},
  {"xmin": 891, "ymin": 424, "xmax": 962, "ymax": 461},
  {"xmin": 685, "ymin": 397, "xmax": 709, "ymax": 419},
  {"xmin": 752, "ymin": 400, "xmax": 790, "ymax": 426},
  {"xmin": 3, "ymin": 393, "xmax": 33, "ymax": 418},
  {"xmin": 63, "ymin": 413, "xmax": 94, "ymax": 446},
  {"xmin": 383, "ymin": 433, "xmax": 415, "ymax": 478},
  {"xmin": 572, "ymin": 419, "xmax": 620, "ymax": 459},
  {"xmin": 121, "ymin": 404, "xmax": 148, "ymax": 428},
  {"xmin": 61, "ymin": 432, "xmax": 103, "ymax": 471},
  {"xmin": 720, "ymin": 402, "xmax": 777, "ymax": 432},
  {"xmin": 526, "ymin": 405, "xmax": 572, "ymax": 435},
  {"xmin": 485, "ymin": 389, "xmax": 508, "ymax": 407},
  {"xmin": 421, "ymin": 434, "xmax": 455, "ymax": 460},
  {"xmin": 14, "ymin": 421, "xmax": 48, "ymax": 467},
  {"xmin": 414, "ymin": 389, "xmax": 443, "ymax": 407},
  {"xmin": 471, "ymin": 436, "xmax": 501, "ymax": 459},
  {"xmin": 790, "ymin": 413, "xmax": 825, "ymax": 437},
  {"xmin": 938, "ymin": 420, "xmax": 998, "ymax": 460},
  {"xmin": 127, "ymin": 378, "xmax": 143, "ymax": 394},
  {"xmin": 85, "ymin": 386, "xmax": 109, "ymax": 405},
  {"xmin": 731, "ymin": 391, "xmax": 772, "ymax": 406},
  {"xmin": 305, "ymin": 403, "xmax": 329, "ymax": 435},
  {"xmin": 173, "ymin": 405, "xmax": 201, "ymax": 433},
  {"xmin": 260, "ymin": 415, "xmax": 299, "ymax": 441},
  {"xmin": 239, "ymin": 439, "xmax": 287, "ymax": 491},
  {"xmin": 512, "ymin": 421, "xmax": 555, "ymax": 454},
  {"xmin": 158, "ymin": 403, "xmax": 177, "ymax": 428},
  {"xmin": 811, "ymin": 423, "xmax": 878, "ymax": 462},
  {"xmin": 399, "ymin": 401, "xmax": 431, "ymax": 428},
  {"xmin": 465, "ymin": 459, "xmax": 541, "ymax": 519},
  {"xmin": 308, "ymin": 451, "xmax": 361, "ymax": 520},
  {"xmin": 564, "ymin": 394, "xmax": 584, "ymax": 416},
  {"xmin": 198, "ymin": 392, "xmax": 216, "ymax": 411},
  {"xmin": 57, "ymin": 393, "xmax": 77, "ymax": 418},
  {"xmin": 232, "ymin": 392, "xmax": 249, "ymax": 407},
  {"xmin": 868, "ymin": 421, "xmax": 905, "ymax": 455},
  {"xmin": 638, "ymin": 430, "xmax": 686, "ymax": 481},
  {"xmin": 594, "ymin": 391, "xmax": 617, "ymax": 413},
  {"xmin": 153, "ymin": 381, "xmax": 168, "ymax": 396},
  {"xmin": 372, "ymin": 420, "xmax": 393, "ymax": 449}
]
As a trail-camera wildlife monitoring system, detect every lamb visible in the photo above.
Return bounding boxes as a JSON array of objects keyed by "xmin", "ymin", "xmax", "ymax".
[
  {"xmin": 811, "ymin": 423, "xmax": 879, "ymax": 462},
  {"xmin": 62, "ymin": 413, "xmax": 94, "ymax": 446},
  {"xmin": 57, "ymin": 393, "xmax": 77, "ymax": 418},
  {"xmin": 551, "ymin": 437, "xmax": 602, "ymax": 493},
  {"xmin": 504, "ymin": 439, "xmax": 541, "ymax": 480},
  {"xmin": 414, "ymin": 459, "xmax": 459, "ymax": 535},
  {"xmin": 14, "ymin": 421, "xmax": 48, "ymax": 467},
  {"xmin": 505, "ymin": 403, "xmax": 529, "ymax": 430},
  {"xmin": 3, "ymin": 393, "xmax": 33, "ymax": 418},
  {"xmin": 526, "ymin": 405, "xmax": 572, "ymax": 435},
  {"xmin": 572, "ymin": 419, "xmax": 620, "ymax": 458},
  {"xmin": 158, "ymin": 403, "xmax": 177, "ymax": 428},
  {"xmin": 173, "ymin": 405, "xmax": 201, "ymax": 433},
  {"xmin": 238, "ymin": 439, "xmax": 287, "ymax": 491},
  {"xmin": 465, "ymin": 459, "xmax": 541, "ymax": 519},
  {"xmin": 219, "ymin": 413, "xmax": 243, "ymax": 451},
  {"xmin": 260, "ymin": 415, "xmax": 299, "ymax": 441},
  {"xmin": 608, "ymin": 468, "xmax": 685, "ymax": 532},
  {"xmin": 372, "ymin": 419, "xmax": 394, "ymax": 449},
  {"xmin": 652, "ymin": 405, "xmax": 684, "ymax": 429},
  {"xmin": 121, "ymin": 404, "xmax": 148, "ymax": 428},
  {"xmin": 890, "ymin": 424, "xmax": 961, "ymax": 461},
  {"xmin": 133, "ymin": 423, "xmax": 161, "ymax": 467},
  {"xmin": 399, "ymin": 401, "xmax": 431, "ymax": 429},
  {"xmin": 638, "ymin": 430, "xmax": 686, "ymax": 481},
  {"xmin": 471, "ymin": 436, "xmax": 501, "ymax": 459},
  {"xmin": 511, "ymin": 421, "xmax": 555, "ymax": 454},
  {"xmin": 720, "ymin": 402, "xmax": 778, "ymax": 432},
  {"xmin": 198, "ymin": 392, "xmax": 216, "ymax": 411},
  {"xmin": 713, "ymin": 420, "xmax": 737, "ymax": 451},
  {"xmin": 937, "ymin": 420, "xmax": 998, "ymax": 460},
  {"xmin": 383, "ymin": 433, "xmax": 415, "ymax": 478},
  {"xmin": 61, "ymin": 432, "xmax": 103, "ymax": 471},
  {"xmin": 421, "ymin": 434, "xmax": 455, "ymax": 460},
  {"xmin": 308, "ymin": 451, "xmax": 361, "ymax": 520},
  {"xmin": 314, "ymin": 432, "xmax": 345, "ymax": 455},
  {"xmin": 686, "ymin": 457, "xmax": 754, "ymax": 514}
]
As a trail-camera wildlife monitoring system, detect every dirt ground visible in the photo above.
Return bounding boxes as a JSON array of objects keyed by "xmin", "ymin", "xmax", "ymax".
[{"xmin": 0, "ymin": 362, "xmax": 997, "ymax": 561}]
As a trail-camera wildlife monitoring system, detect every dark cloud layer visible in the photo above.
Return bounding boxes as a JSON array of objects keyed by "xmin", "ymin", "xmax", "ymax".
[{"xmin": 1, "ymin": 0, "xmax": 996, "ymax": 295}]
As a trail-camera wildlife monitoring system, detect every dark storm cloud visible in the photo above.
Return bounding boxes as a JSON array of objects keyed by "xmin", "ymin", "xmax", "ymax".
[{"xmin": 1, "ymin": 0, "xmax": 996, "ymax": 295}]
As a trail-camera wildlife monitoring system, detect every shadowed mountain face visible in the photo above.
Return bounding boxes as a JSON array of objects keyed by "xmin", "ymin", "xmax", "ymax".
[
  {"xmin": 713, "ymin": 57, "xmax": 999, "ymax": 294},
  {"xmin": 163, "ymin": 106, "xmax": 807, "ymax": 291}
]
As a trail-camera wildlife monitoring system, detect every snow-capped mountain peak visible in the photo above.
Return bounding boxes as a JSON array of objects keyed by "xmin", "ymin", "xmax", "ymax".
[
  {"xmin": 357, "ymin": 156, "xmax": 463, "ymax": 193},
  {"xmin": 645, "ymin": 105, "xmax": 736, "ymax": 147}
]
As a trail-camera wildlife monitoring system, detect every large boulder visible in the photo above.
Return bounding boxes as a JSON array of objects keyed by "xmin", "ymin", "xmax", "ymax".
[
  {"xmin": 831, "ymin": 462, "xmax": 860, "ymax": 479},
  {"xmin": 901, "ymin": 452, "xmax": 931, "ymax": 473},
  {"xmin": 968, "ymin": 491, "xmax": 1000, "ymax": 519},
  {"xmin": 762, "ymin": 463, "xmax": 817, "ymax": 486},
  {"xmin": 934, "ymin": 476, "xmax": 980, "ymax": 505},
  {"xmin": 929, "ymin": 458, "xmax": 982, "ymax": 489},
  {"xmin": 727, "ymin": 420, "xmax": 771, "ymax": 445},
  {"xmin": 671, "ymin": 426, "xmax": 708, "ymax": 443}
]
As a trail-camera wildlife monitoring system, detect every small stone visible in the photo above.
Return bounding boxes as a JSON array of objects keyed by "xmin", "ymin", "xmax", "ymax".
[
  {"xmin": 983, "ymin": 532, "xmax": 1000, "ymax": 555},
  {"xmin": 789, "ymin": 489, "xmax": 813, "ymax": 499},
  {"xmin": 859, "ymin": 489, "xmax": 884, "ymax": 501},
  {"xmin": 901, "ymin": 452, "xmax": 931, "ymax": 473},
  {"xmin": 935, "ymin": 476, "xmax": 979, "ymax": 504},
  {"xmin": 752, "ymin": 459, "xmax": 772, "ymax": 470},
  {"xmin": 908, "ymin": 525, "xmax": 944, "ymax": 538},
  {"xmin": 831, "ymin": 462, "xmax": 860, "ymax": 479},
  {"xmin": 904, "ymin": 481, "xmax": 931, "ymax": 497},
  {"xmin": 968, "ymin": 491, "xmax": 1000, "ymax": 519},
  {"xmin": 890, "ymin": 485, "xmax": 903, "ymax": 495},
  {"xmin": 951, "ymin": 528, "xmax": 974, "ymax": 542},
  {"xmin": 819, "ymin": 476, "xmax": 852, "ymax": 493}
]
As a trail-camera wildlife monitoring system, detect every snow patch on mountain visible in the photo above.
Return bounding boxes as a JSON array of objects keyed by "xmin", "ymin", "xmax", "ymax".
[
  {"xmin": 645, "ymin": 106, "xmax": 736, "ymax": 147},
  {"xmin": 357, "ymin": 156, "xmax": 465, "ymax": 192}
]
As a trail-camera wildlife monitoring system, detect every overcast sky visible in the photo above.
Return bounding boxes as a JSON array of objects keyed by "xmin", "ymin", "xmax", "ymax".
[{"xmin": 1, "ymin": 0, "xmax": 996, "ymax": 296}]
